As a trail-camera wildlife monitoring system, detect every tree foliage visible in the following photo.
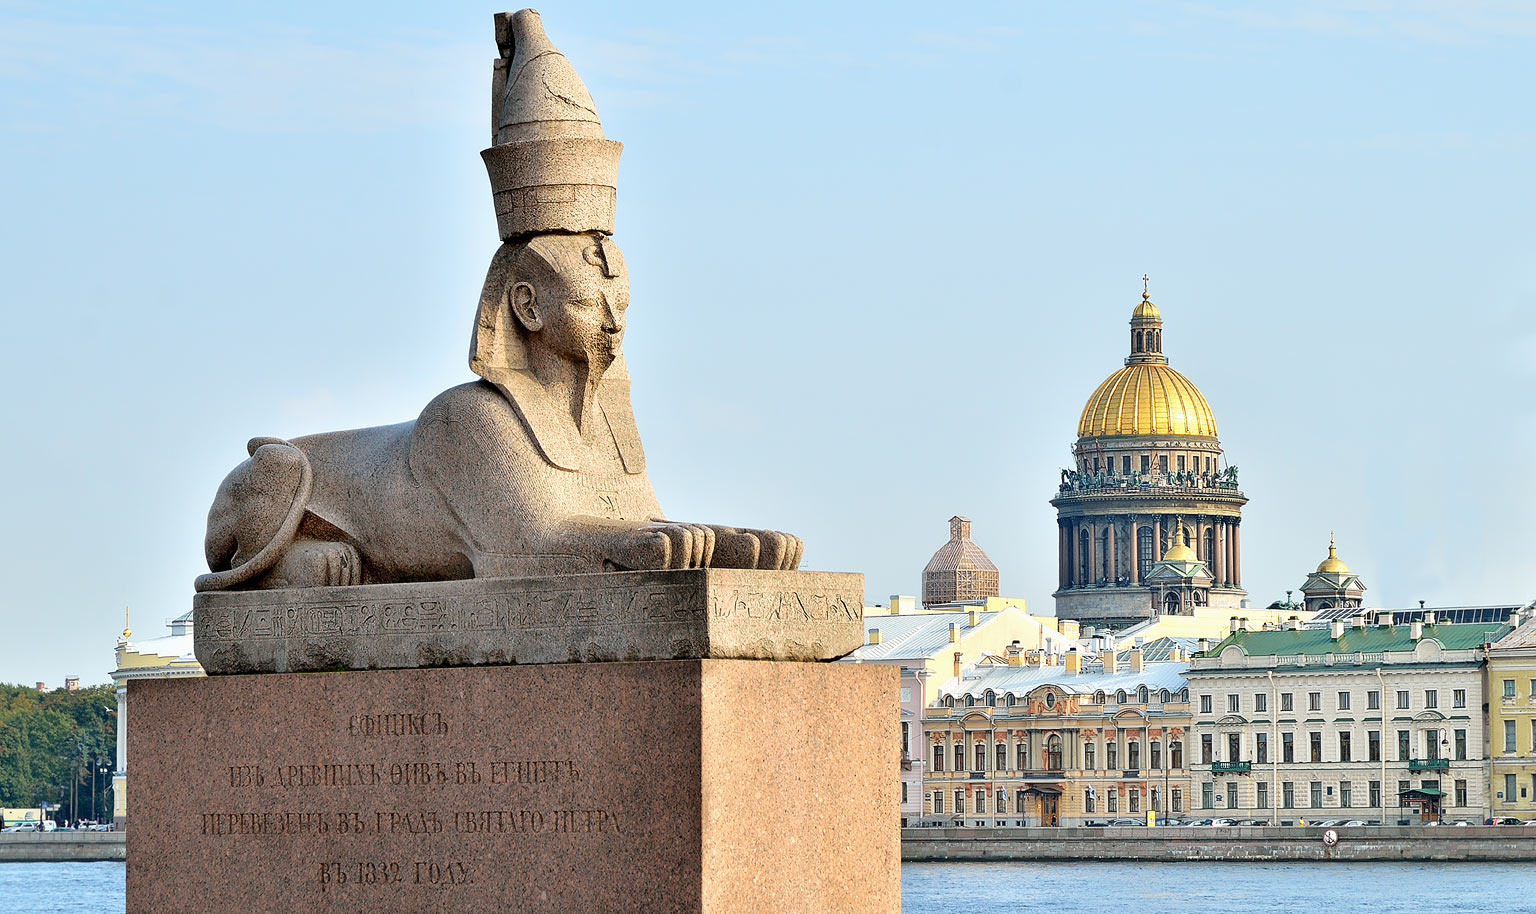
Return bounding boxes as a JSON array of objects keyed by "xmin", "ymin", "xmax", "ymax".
[{"xmin": 0, "ymin": 683, "xmax": 117, "ymax": 822}]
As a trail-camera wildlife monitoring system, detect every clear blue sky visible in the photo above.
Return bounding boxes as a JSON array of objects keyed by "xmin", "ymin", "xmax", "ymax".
[{"xmin": 2, "ymin": 1, "xmax": 1532, "ymax": 686}]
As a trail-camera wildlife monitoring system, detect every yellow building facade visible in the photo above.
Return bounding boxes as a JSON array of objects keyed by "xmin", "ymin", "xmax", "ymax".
[
  {"xmin": 922, "ymin": 648, "xmax": 1192, "ymax": 826},
  {"xmin": 1488, "ymin": 616, "xmax": 1536, "ymax": 818},
  {"xmin": 110, "ymin": 609, "xmax": 205, "ymax": 827}
]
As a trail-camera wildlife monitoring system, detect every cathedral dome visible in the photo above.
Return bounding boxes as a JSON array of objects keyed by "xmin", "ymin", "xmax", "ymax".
[
  {"xmin": 922, "ymin": 516, "xmax": 1000, "ymax": 607},
  {"xmin": 1078, "ymin": 364, "xmax": 1218, "ymax": 438},
  {"xmin": 1077, "ymin": 287, "xmax": 1218, "ymax": 439}
]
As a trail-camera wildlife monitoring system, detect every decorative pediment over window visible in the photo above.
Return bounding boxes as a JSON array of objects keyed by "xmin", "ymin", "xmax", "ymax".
[
  {"xmin": 1216, "ymin": 714, "xmax": 1248, "ymax": 726},
  {"xmin": 1413, "ymin": 710, "xmax": 1448, "ymax": 722}
]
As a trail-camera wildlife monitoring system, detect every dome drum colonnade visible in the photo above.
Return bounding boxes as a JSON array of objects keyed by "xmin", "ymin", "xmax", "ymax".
[{"xmin": 1051, "ymin": 284, "xmax": 1247, "ymax": 630}]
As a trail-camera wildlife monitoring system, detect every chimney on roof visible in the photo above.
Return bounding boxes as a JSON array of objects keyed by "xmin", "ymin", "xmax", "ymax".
[
  {"xmin": 1059, "ymin": 620, "xmax": 1081, "ymax": 640},
  {"xmin": 1065, "ymin": 650, "xmax": 1081, "ymax": 675},
  {"xmin": 1230, "ymin": 616, "xmax": 1240, "ymax": 634},
  {"xmin": 1379, "ymin": 613, "xmax": 1393, "ymax": 628},
  {"xmin": 1198, "ymin": 638, "xmax": 1211, "ymax": 654},
  {"xmin": 1331, "ymin": 620, "xmax": 1346, "ymax": 640},
  {"xmin": 1129, "ymin": 647, "xmax": 1145, "ymax": 673},
  {"xmin": 1424, "ymin": 611, "xmax": 1436, "ymax": 626},
  {"xmin": 953, "ymin": 651, "xmax": 963, "ymax": 679},
  {"xmin": 1289, "ymin": 616, "xmax": 1303, "ymax": 631},
  {"xmin": 889, "ymin": 595, "xmax": 916, "ymax": 615},
  {"xmin": 949, "ymin": 623, "xmax": 959, "ymax": 644},
  {"xmin": 1410, "ymin": 621, "xmax": 1423, "ymax": 641},
  {"xmin": 968, "ymin": 610, "xmax": 980, "ymax": 628},
  {"xmin": 1169, "ymin": 646, "xmax": 1182, "ymax": 662},
  {"xmin": 1240, "ymin": 617, "xmax": 1251, "ymax": 632},
  {"xmin": 867, "ymin": 628, "xmax": 881, "ymax": 645},
  {"xmin": 1103, "ymin": 651, "xmax": 1118, "ymax": 675},
  {"xmin": 1353, "ymin": 615, "xmax": 1366, "ymax": 629},
  {"xmin": 1007, "ymin": 641, "xmax": 1023, "ymax": 666}
]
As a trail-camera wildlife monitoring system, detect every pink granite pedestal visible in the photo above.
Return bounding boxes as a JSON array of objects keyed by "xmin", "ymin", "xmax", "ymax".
[{"xmin": 127, "ymin": 660, "xmax": 899, "ymax": 913}]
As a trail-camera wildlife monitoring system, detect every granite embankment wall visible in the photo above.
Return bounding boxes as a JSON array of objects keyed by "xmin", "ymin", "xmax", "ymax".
[
  {"xmin": 903, "ymin": 825, "xmax": 1536, "ymax": 862},
  {"xmin": 0, "ymin": 833, "xmax": 126, "ymax": 862}
]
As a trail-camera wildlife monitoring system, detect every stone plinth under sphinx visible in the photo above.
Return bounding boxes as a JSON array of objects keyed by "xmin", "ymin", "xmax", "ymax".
[
  {"xmin": 127, "ymin": 661, "xmax": 900, "ymax": 914},
  {"xmin": 192, "ymin": 569, "xmax": 865, "ymax": 674}
]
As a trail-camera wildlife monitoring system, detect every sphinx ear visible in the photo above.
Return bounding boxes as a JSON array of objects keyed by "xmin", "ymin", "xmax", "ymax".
[{"xmin": 508, "ymin": 281, "xmax": 542, "ymax": 332}]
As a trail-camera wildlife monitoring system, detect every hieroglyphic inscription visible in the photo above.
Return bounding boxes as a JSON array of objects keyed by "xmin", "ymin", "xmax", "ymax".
[
  {"xmin": 200, "ymin": 708, "xmax": 626, "ymax": 895},
  {"xmin": 196, "ymin": 583, "xmax": 859, "ymax": 644}
]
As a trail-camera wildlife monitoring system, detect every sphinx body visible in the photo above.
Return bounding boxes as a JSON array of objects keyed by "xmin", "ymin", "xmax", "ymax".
[{"xmin": 198, "ymin": 233, "xmax": 800, "ymax": 592}]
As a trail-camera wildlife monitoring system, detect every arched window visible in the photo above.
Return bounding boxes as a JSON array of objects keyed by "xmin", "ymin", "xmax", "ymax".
[
  {"xmin": 984, "ymin": 690, "xmax": 996, "ymax": 708},
  {"xmin": 996, "ymin": 743, "xmax": 1007, "ymax": 771},
  {"xmin": 1128, "ymin": 741, "xmax": 1141, "ymax": 770},
  {"xmin": 1107, "ymin": 741, "xmax": 1119, "ymax": 769},
  {"xmin": 974, "ymin": 744, "xmax": 986, "ymax": 772},
  {"xmin": 1006, "ymin": 693, "xmax": 1016, "ymax": 708},
  {"xmin": 1134, "ymin": 330, "xmax": 1144, "ymax": 353},
  {"xmin": 1204, "ymin": 528, "xmax": 1216, "ymax": 564},
  {"xmin": 1137, "ymin": 526, "xmax": 1154, "ymax": 581},
  {"xmin": 1138, "ymin": 686, "xmax": 1149, "ymax": 703},
  {"xmin": 1151, "ymin": 740, "xmax": 1163, "ymax": 769},
  {"xmin": 965, "ymin": 694, "xmax": 975, "ymax": 708},
  {"xmin": 1078, "ymin": 528, "xmax": 1090, "ymax": 583},
  {"xmin": 1094, "ymin": 690, "xmax": 1106, "ymax": 704},
  {"xmin": 1116, "ymin": 689, "xmax": 1127, "ymax": 703},
  {"xmin": 1163, "ymin": 592, "xmax": 1181, "ymax": 615},
  {"xmin": 1047, "ymin": 735, "xmax": 1063, "ymax": 770},
  {"xmin": 1179, "ymin": 689, "xmax": 1190, "ymax": 702},
  {"xmin": 1170, "ymin": 740, "xmax": 1184, "ymax": 769},
  {"xmin": 1084, "ymin": 740, "xmax": 1096, "ymax": 769},
  {"xmin": 1160, "ymin": 689, "xmax": 1171, "ymax": 703},
  {"xmin": 943, "ymin": 695, "xmax": 954, "ymax": 708}
]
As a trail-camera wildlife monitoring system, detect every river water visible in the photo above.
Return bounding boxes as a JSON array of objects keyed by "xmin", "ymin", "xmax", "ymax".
[{"xmin": 4, "ymin": 860, "xmax": 1536, "ymax": 913}]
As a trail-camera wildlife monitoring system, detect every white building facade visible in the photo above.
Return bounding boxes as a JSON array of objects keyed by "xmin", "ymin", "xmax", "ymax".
[{"xmin": 1187, "ymin": 617, "xmax": 1508, "ymax": 824}]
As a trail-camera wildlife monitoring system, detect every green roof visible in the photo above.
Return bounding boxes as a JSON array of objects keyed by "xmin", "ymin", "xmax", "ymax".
[{"xmin": 1209, "ymin": 623, "xmax": 1511, "ymax": 658}]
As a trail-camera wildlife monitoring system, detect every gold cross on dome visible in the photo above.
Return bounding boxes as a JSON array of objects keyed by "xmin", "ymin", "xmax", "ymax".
[{"xmin": 1142, "ymin": 274, "xmax": 1150, "ymax": 297}]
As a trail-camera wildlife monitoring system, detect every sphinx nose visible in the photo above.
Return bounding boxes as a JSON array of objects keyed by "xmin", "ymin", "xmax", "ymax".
[{"xmin": 601, "ymin": 297, "xmax": 622, "ymax": 332}]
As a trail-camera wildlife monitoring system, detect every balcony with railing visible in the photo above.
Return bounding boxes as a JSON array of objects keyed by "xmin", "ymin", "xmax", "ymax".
[{"xmin": 1408, "ymin": 758, "xmax": 1450, "ymax": 771}]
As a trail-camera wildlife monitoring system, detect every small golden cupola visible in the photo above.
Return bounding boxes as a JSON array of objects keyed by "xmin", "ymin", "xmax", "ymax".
[
  {"xmin": 1301, "ymin": 533, "xmax": 1366, "ymax": 613},
  {"xmin": 1162, "ymin": 523, "xmax": 1199, "ymax": 563},
  {"xmin": 1316, "ymin": 533, "xmax": 1351, "ymax": 574}
]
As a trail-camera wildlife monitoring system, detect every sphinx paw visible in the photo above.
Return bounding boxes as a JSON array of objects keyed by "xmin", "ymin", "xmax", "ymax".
[{"xmin": 264, "ymin": 539, "xmax": 363, "ymax": 588}]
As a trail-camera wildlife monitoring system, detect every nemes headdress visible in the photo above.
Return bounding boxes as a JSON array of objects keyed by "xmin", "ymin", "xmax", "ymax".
[{"xmin": 482, "ymin": 10, "xmax": 623, "ymax": 241}]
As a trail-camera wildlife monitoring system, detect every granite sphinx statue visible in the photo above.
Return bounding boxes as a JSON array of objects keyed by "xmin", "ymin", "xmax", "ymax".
[{"xmin": 196, "ymin": 10, "xmax": 801, "ymax": 592}]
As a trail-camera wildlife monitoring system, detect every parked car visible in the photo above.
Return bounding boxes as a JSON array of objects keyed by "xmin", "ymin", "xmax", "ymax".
[
  {"xmin": 1159, "ymin": 818, "xmax": 1185, "ymax": 827},
  {"xmin": 1339, "ymin": 820, "xmax": 1371, "ymax": 827},
  {"xmin": 1312, "ymin": 819, "xmax": 1342, "ymax": 828},
  {"xmin": 1209, "ymin": 818, "xmax": 1237, "ymax": 827},
  {"xmin": 1107, "ymin": 818, "xmax": 1145, "ymax": 827},
  {"xmin": 1487, "ymin": 817, "xmax": 1524, "ymax": 825},
  {"xmin": 1184, "ymin": 818, "xmax": 1213, "ymax": 827}
]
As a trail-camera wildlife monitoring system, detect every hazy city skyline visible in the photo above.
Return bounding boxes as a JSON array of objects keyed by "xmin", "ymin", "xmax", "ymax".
[{"xmin": 2, "ymin": 0, "xmax": 1532, "ymax": 685}]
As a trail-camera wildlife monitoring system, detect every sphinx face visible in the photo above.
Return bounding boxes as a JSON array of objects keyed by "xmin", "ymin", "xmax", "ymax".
[{"xmin": 526, "ymin": 234, "xmax": 629, "ymax": 371}]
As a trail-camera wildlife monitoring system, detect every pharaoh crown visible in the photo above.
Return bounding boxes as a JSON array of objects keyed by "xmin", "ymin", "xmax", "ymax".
[{"xmin": 482, "ymin": 10, "xmax": 623, "ymax": 241}]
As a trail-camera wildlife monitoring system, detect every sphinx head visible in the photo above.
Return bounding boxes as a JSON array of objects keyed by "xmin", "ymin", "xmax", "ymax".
[{"xmin": 471, "ymin": 233, "xmax": 629, "ymax": 380}]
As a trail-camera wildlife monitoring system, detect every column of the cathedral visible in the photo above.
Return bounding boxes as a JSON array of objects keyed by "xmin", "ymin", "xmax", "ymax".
[
  {"xmin": 1153, "ymin": 517, "xmax": 1163, "ymax": 561},
  {"xmin": 1214, "ymin": 521, "xmax": 1226, "ymax": 585},
  {"xmin": 1087, "ymin": 520, "xmax": 1098, "ymax": 584},
  {"xmin": 1107, "ymin": 522, "xmax": 1118, "ymax": 582},
  {"xmin": 1233, "ymin": 523, "xmax": 1242, "ymax": 586},
  {"xmin": 1129, "ymin": 517, "xmax": 1140, "ymax": 583},
  {"xmin": 1059, "ymin": 523, "xmax": 1068, "ymax": 589}
]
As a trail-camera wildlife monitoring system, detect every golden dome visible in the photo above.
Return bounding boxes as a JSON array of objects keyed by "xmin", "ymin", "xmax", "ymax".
[
  {"xmin": 1163, "ymin": 525, "xmax": 1197, "ymax": 563},
  {"xmin": 1316, "ymin": 535, "xmax": 1351, "ymax": 574},
  {"xmin": 1078, "ymin": 363, "xmax": 1218, "ymax": 438},
  {"xmin": 1133, "ymin": 291, "xmax": 1160, "ymax": 320}
]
